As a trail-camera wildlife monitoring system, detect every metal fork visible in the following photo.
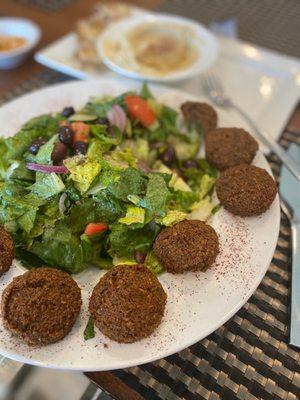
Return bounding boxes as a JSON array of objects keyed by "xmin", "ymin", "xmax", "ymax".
[{"xmin": 202, "ymin": 72, "xmax": 300, "ymax": 181}]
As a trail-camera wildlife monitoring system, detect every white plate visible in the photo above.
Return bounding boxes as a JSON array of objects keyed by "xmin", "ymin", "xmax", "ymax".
[
  {"xmin": 35, "ymin": 31, "xmax": 300, "ymax": 144},
  {"xmin": 98, "ymin": 13, "xmax": 219, "ymax": 82},
  {"xmin": 0, "ymin": 79, "xmax": 280, "ymax": 371}
]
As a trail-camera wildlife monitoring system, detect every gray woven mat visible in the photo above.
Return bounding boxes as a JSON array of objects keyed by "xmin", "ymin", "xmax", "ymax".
[
  {"xmin": 1, "ymin": 69, "xmax": 299, "ymax": 400},
  {"xmin": 15, "ymin": 0, "xmax": 77, "ymax": 12},
  {"xmin": 158, "ymin": 0, "xmax": 300, "ymax": 58}
]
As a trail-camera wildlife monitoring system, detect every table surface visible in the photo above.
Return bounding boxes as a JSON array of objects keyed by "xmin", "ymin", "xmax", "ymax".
[{"xmin": 1, "ymin": 1, "xmax": 300, "ymax": 400}]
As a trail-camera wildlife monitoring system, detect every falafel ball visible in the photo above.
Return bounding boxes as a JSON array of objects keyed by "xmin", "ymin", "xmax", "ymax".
[
  {"xmin": 0, "ymin": 226, "xmax": 14, "ymax": 277},
  {"xmin": 216, "ymin": 164, "xmax": 277, "ymax": 217},
  {"xmin": 181, "ymin": 101, "xmax": 217, "ymax": 134},
  {"xmin": 153, "ymin": 220, "xmax": 219, "ymax": 274},
  {"xmin": 1, "ymin": 268, "xmax": 82, "ymax": 346},
  {"xmin": 89, "ymin": 264, "xmax": 167, "ymax": 343},
  {"xmin": 205, "ymin": 128, "xmax": 258, "ymax": 170}
]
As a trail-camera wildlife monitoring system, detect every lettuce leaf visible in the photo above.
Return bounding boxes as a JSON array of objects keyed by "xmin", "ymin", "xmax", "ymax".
[
  {"xmin": 158, "ymin": 210, "xmax": 187, "ymax": 226},
  {"xmin": 4, "ymin": 114, "xmax": 62, "ymax": 161},
  {"xmin": 31, "ymin": 228, "xmax": 85, "ymax": 273},
  {"xmin": 108, "ymin": 222, "xmax": 160, "ymax": 257},
  {"xmin": 35, "ymin": 135, "xmax": 57, "ymax": 165},
  {"xmin": 140, "ymin": 82, "xmax": 154, "ymax": 100},
  {"xmin": 107, "ymin": 167, "xmax": 147, "ymax": 202},
  {"xmin": 30, "ymin": 172, "xmax": 65, "ymax": 199},
  {"xmin": 81, "ymin": 94, "xmax": 127, "ymax": 117},
  {"xmin": 181, "ymin": 159, "xmax": 217, "ymax": 191},
  {"xmin": 89, "ymin": 127, "xmax": 120, "ymax": 152},
  {"xmin": 4, "ymin": 161, "xmax": 34, "ymax": 182},
  {"xmin": 88, "ymin": 160, "xmax": 122, "ymax": 194},
  {"xmin": 68, "ymin": 193, "xmax": 122, "ymax": 233},
  {"xmin": 187, "ymin": 196, "xmax": 215, "ymax": 221},
  {"xmin": 198, "ymin": 174, "xmax": 215, "ymax": 200},
  {"xmin": 64, "ymin": 156, "xmax": 101, "ymax": 193},
  {"xmin": 0, "ymin": 138, "xmax": 8, "ymax": 180},
  {"xmin": 87, "ymin": 139, "xmax": 103, "ymax": 160},
  {"xmin": 145, "ymin": 173, "xmax": 170, "ymax": 218},
  {"xmin": 169, "ymin": 190, "xmax": 199, "ymax": 212},
  {"xmin": 119, "ymin": 206, "xmax": 145, "ymax": 226},
  {"xmin": 145, "ymin": 251, "xmax": 163, "ymax": 275}
]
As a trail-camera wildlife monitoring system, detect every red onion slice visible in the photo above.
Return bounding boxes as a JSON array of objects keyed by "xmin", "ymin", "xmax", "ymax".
[
  {"xmin": 137, "ymin": 160, "xmax": 152, "ymax": 173},
  {"xmin": 107, "ymin": 105, "xmax": 126, "ymax": 133},
  {"xmin": 26, "ymin": 163, "xmax": 69, "ymax": 174},
  {"xmin": 114, "ymin": 105, "xmax": 127, "ymax": 132},
  {"xmin": 59, "ymin": 192, "xmax": 67, "ymax": 213}
]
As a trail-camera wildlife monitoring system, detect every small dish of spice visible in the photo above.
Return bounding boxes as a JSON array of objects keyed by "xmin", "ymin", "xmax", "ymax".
[
  {"xmin": 0, "ymin": 35, "xmax": 27, "ymax": 52},
  {"xmin": 0, "ymin": 17, "xmax": 41, "ymax": 69}
]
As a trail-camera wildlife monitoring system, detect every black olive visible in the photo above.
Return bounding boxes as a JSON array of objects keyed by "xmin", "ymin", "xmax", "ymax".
[
  {"xmin": 182, "ymin": 159, "xmax": 199, "ymax": 169},
  {"xmin": 28, "ymin": 137, "xmax": 47, "ymax": 155},
  {"xmin": 74, "ymin": 141, "xmax": 88, "ymax": 155},
  {"xmin": 51, "ymin": 142, "xmax": 68, "ymax": 165},
  {"xmin": 58, "ymin": 125, "xmax": 74, "ymax": 146},
  {"xmin": 159, "ymin": 146, "xmax": 176, "ymax": 167},
  {"xmin": 61, "ymin": 107, "xmax": 75, "ymax": 118},
  {"xmin": 134, "ymin": 251, "xmax": 146, "ymax": 264},
  {"xmin": 93, "ymin": 117, "xmax": 110, "ymax": 127}
]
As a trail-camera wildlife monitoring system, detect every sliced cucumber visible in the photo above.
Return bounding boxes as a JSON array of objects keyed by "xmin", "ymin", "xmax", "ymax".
[{"xmin": 69, "ymin": 114, "xmax": 98, "ymax": 122}]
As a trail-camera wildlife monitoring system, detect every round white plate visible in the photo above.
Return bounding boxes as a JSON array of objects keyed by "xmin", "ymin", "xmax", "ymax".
[
  {"xmin": 98, "ymin": 13, "xmax": 219, "ymax": 82},
  {"xmin": 0, "ymin": 79, "xmax": 280, "ymax": 371}
]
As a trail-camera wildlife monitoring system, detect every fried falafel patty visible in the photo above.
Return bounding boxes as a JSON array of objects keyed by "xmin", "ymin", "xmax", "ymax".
[
  {"xmin": 216, "ymin": 164, "xmax": 277, "ymax": 217},
  {"xmin": 181, "ymin": 101, "xmax": 217, "ymax": 134},
  {"xmin": 205, "ymin": 128, "xmax": 258, "ymax": 170},
  {"xmin": 0, "ymin": 226, "xmax": 14, "ymax": 277},
  {"xmin": 153, "ymin": 220, "xmax": 219, "ymax": 274},
  {"xmin": 1, "ymin": 268, "xmax": 82, "ymax": 346},
  {"xmin": 89, "ymin": 264, "xmax": 167, "ymax": 343}
]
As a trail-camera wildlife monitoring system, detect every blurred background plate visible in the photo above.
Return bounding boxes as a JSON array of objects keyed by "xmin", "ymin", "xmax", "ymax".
[
  {"xmin": 97, "ymin": 13, "xmax": 219, "ymax": 82},
  {"xmin": 35, "ymin": 30, "xmax": 300, "ymax": 146}
]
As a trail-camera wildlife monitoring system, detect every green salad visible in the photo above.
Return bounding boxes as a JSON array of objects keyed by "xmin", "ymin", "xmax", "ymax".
[{"xmin": 0, "ymin": 84, "xmax": 218, "ymax": 274}]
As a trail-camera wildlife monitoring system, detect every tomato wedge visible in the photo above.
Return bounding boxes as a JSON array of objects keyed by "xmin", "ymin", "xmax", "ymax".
[
  {"xmin": 84, "ymin": 222, "xmax": 108, "ymax": 235},
  {"xmin": 71, "ymin": 122, "xmax": 90, "ymax": 143},
  {"xmin": 124, "ymin": 95, "xmax": 156, "ymax": 127}
]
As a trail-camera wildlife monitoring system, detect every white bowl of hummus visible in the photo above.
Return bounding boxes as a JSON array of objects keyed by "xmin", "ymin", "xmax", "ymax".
[{"xmin": 98, "ymin": 13, "xmax": 219, "ymax": 82}]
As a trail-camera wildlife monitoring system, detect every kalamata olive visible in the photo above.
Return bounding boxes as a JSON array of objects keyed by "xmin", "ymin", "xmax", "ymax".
[
  {"xmin": 51, "ymin": 142, "xmax": 68, "ymax": 165},
  {"xmin": 159, "ymin": 146, "xmax": 176, "ymax": 167},
  {"xmin": 182, "ymin": 159, "xmax": 199, "ymax": 169},
  {"xmin": 58, "ymin": 125, "xmax": 74, "ymax": 146},
  {"xmin": 134, "ymin": 251, "xmax": 146, "ymax": 264},
  {"xmin": 74, "ymin": 141, "xmax": 88, "ymax": 155},
  {"xmin": 94, "ymin": 117, "xmax": 110, "ymax": 127},
  {"xmin": 61, "ymin": 107, "xmax": 75, "ymax": 118},
  {"xmin": 29, "ymin": 137, "xmax": 47, "ymax": 155}
]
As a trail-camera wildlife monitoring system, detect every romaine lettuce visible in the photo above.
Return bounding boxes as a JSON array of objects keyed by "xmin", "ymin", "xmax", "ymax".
[
  {"xmin": 64, "ymin": 156, "xmax": 101, "ymax": 193},
  {"xmin": 30, "ymin": 172, "xmax": 65, "ymax": 199},
  {"xmin": 119, "ymin": 206, "xmax": 145, "ymax": 226}
]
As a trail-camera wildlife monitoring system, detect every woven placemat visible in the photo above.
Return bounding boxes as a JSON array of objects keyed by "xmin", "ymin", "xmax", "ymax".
[
  {"xmin": 158, "ymin": 0, "xmax": 300, "ymax": 58},
  {"xmin": 1, "ymin": 69, "xmax": 299, "ymax": 400},
  {"xmin": 0, "ymin": 69, "xmax": 72, "ymax": 106},
  {"xmin": 15, "ymin": 0, "xmax": 77, "ymax": 12}
]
